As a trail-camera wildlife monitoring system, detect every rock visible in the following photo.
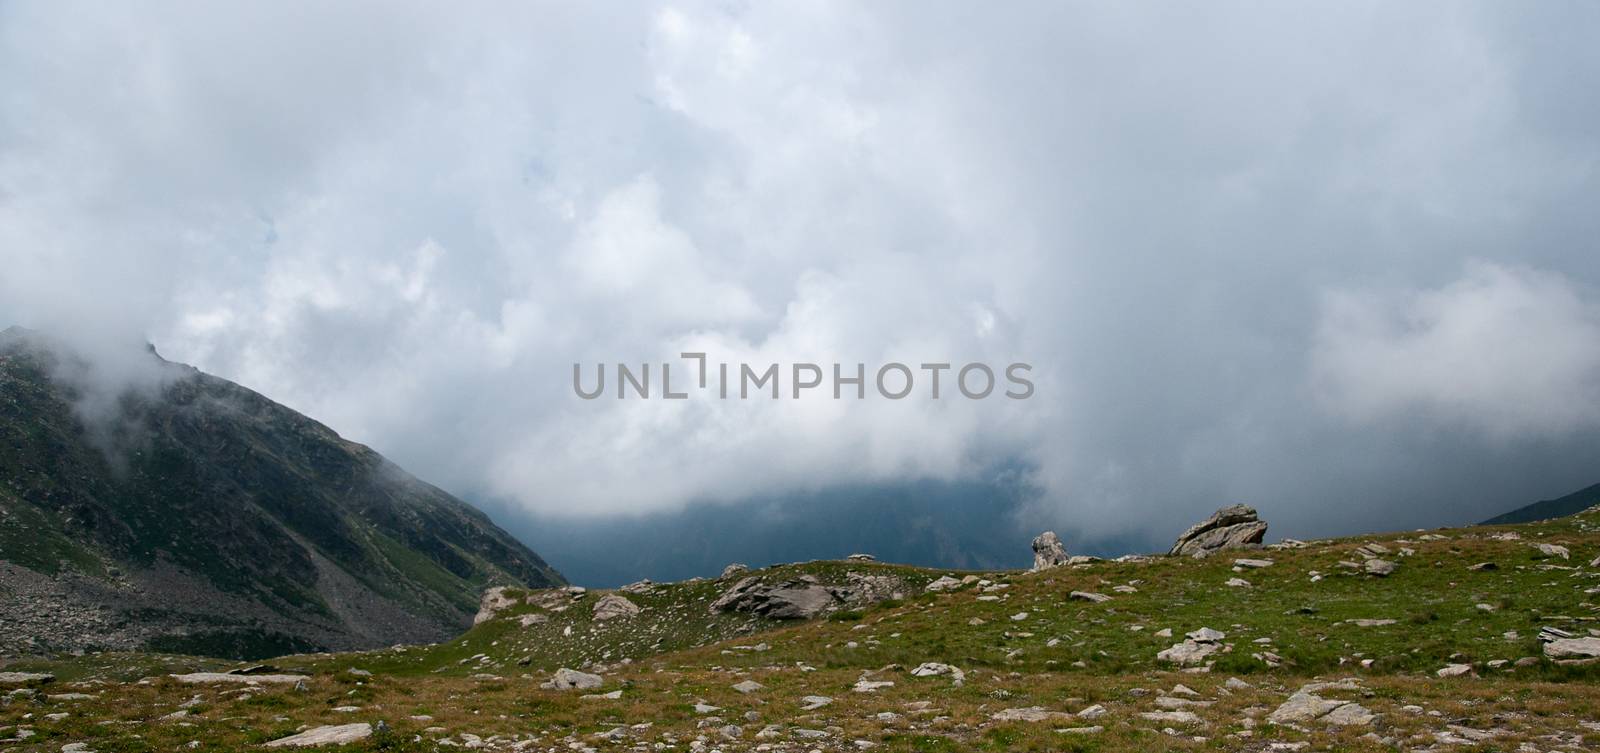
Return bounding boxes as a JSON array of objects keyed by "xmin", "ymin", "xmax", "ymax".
[
  {"xmin": 1468, "ymin": 562, "xmax": 1497, "ymax": 571},
  {"xmin": 1347, "ymin": 619, "xmax": 1396, "ymax": 627},
  {"xmin": 1234, "ymin": 558, "xmax": 1274, "ymax": 568},
  {"xmin": 1078, "ymin": 703, "xmax": 1107, "ymax": 718},
  {"xmin": 1140, "ymin": 710, "xmax": 1203, "ymax": 725},
  {"xmin": 619, "ymin": 579, "xmax": 655, "ymax": 593},
  {"xmin": 474, "ymin": 586, "xmax": 518, "ymax": 625},
  {"xmin": 1319, "ymin": 703, "xmax": 1376, "ymax": 727},
  {"xmin": 592, "ymin": 594, "xmax": 641, "ymax": 621},
  {"xmin": 853, "ymin": 679, "xmax": 894, "ymax": 693},
  {"xmin": 1031, "ymin": 531, "xmax": 1070, "ymax": 570},
  {"xmin": 720, "ymin": 563, "xmax": 749, "ymax": 579},
  {"xmin": 1364, "ymin": 559, "xmax": 1397, "ymax": 577},
  {"xmin": 1158, "ymin": 640, "xmax": 1221, "ymax": 666},
  {"xmin": 1186, "ymin": 627, "xmax": 1226, "ymax": 642},
  {"xmin": 1169, "ymin": 505, "xmax": 1268, "ymax": 558},
  {"xmin": 909, "ymin": 662, "xmax": 965, "ymax": 684},
  {"xmin": 264, "ymin": 723, "xmax": 373, "ymax": 748},
  {"xmin": 799, "ymin": 695, "xmax": 833, "ymax": 710},
  {"xmin": 924, "ymin": 576, "xmax": 963, "ymax": 592},
  {"xmin": 711, "ymin": 575, "xmax": 838, "ymax": 619},
  {"xmin": 846, "ymin": 553, "xmax": 876, "ymax": 562},
  {"xmin": 732, "ymin": 680, "xmax": 764, "ymax": 693},
  {"xmin": 1225, "ymin": 578, "xmax": 1251, "ymax": 588},
  {"xmin": 993, "ymin": 706, "xmax": 1074, "ymax": 722},
  {"xmin": 1436, "ymin": 663, "xmax": 1474, "ymax": 677},
  {"xmin": 543, "ymin": 668, "xmax": 603, "ymax": 690},
  {"xmin": 1069, "ymin": 591, "xmax": 1112, "ymax": 602},
  {"xmin": 169, "ymin": 673, "xmax": 307, "ymax": 685},
  {"xmin": 0, "ymin": 672, "xmax": 53, "ymax": 686},
  {"xmin": 1544, "ymin": 637, "xmax": 1600, "ymax": 660},
  {"xmin": 517, "ymin": 613, "xmax": 548, "ymax": 627},
  {"xmin": 1534, "ymin": 543, "xmax": 1571, "ymax": 559}
]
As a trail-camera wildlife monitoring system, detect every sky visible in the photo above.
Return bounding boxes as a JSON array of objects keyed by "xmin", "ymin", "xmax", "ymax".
[{"xmin": 2, "ymin": 2, "xmax": 1599, "ymax": 571}]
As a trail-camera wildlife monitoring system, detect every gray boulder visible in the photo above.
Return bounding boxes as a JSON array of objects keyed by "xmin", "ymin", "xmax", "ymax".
[
  {"xmin": 543, "ymin": 668, "xmax": 604, "ymax": 690},
  {"xmin": 1031, "ymin": 531, "xmax": 1070, "ymax": 570},
  {"xmin": 592, "ymin": 594, "xmax": 641, "ymax": 621},
  {"xmin": 711, "ymin": 575, "xmax": 841, "ymax": 619},
  {"xmin": 264, "ymin": 723, "xmax": 373, "ymax": 747},
  {"xmin": 1169, "ymin": 505, "xmax": 1268, "ymax": 558}
]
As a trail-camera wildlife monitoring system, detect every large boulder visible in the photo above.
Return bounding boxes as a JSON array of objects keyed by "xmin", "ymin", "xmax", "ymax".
[
  {"xmin": 1169, "ymin": 505, "xmax": 1268, "ymax": 558},
  {"xmin": 542, "ymin": 668, "xmax": 604, "ymax": 690},
  {"xmin": 1031, "ymin": 531, "xmax": 1070, "ymax": 570},
  {"xmin": 592, "ymin": 594, "xmax": 641, "ymax": 621},
  {"xmin": 264, "ymin": 723, "xmax": 373, "ymax": 748}
]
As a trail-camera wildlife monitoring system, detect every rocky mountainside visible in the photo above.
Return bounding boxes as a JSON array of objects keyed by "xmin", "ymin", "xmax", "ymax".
[{"xmin": 0, "ymin": 327, "xmax": 562, "ymax": 659}]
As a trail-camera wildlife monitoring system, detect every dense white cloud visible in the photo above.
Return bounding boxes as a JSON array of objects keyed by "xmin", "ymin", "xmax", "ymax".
[
  {"xmin": 1312, "ymin": 262, "xmax": 1600, "ymax": 438},
  {"xmin": 3, "ymin": 1, "xmax": 1599, "ymax": 537}
]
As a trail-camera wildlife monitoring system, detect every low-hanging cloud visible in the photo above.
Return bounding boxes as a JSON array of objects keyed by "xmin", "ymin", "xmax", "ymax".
[{"xmin": 3, "ymin": 1, "xmax": 1599, "ymax": 544}]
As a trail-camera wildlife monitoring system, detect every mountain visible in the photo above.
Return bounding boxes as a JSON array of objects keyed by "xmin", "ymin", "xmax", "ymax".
[
  {"xmin": 0, "ymin": 327, "xmax": 562, "ymax": 659},
  {"xmin": 1481, "ymin": 481, "xmax": 1600, "ymax": 525}
]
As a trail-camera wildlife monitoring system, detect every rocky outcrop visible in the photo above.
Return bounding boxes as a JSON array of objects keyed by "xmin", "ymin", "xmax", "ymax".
[
  {"xmin": 474, "ymin": 586, "xmax": 518, "ymax": 625},
  {"xmin": 1031, "ymin": 532, "xmax": 1069, "ymax": 570},
  {"xmin": 1169, "ymin": 505, "xmax": 1268, "ymax": 558},
  {"xmin": 711, "ymin": 575, "xmax": 840, "ymax": 619},
  {"xmin": 710, "ymin": 571, "xmax": 906, "ymax": 620}
]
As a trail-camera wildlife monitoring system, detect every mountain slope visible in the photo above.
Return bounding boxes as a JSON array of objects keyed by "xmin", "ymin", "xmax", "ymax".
[
  {"xmin": 1481, "ymin": 481, "xmax": 1600, "ymax": 525},
  {"xmin": 0, "ymin": 326, "xmax": 562, "ymax": 659}
]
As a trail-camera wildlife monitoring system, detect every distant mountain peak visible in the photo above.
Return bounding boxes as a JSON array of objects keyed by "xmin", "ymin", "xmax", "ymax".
[{"xmin": 0, "ymin": 333, "xmax": 563, "ymax": 660}]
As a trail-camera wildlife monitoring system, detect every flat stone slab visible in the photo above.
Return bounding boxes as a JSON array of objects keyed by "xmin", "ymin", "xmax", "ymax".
[{"xmin": 264, "ymin": 723, "xmax": 372, "ymax": 747}]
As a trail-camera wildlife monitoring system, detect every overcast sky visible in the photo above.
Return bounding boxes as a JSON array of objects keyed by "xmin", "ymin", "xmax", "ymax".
[{"xmin": 3, "ymin": 2, "xmax": 1598, "ymax": 550}]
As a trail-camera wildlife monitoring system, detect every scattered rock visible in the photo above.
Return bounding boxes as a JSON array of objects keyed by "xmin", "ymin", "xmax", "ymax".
[
  {"xmin": 1169, "ymin": 505, "xmax": 1268, "ymax": 558},
  {"xmin": 1436, "ymin": 663, "xmax": 1474, "ymax": 678},
  {"xmin": 1233, "ymin": 558, "xmax": 1274, "ymax": 569},
  {"xmin": 731, "ymin": 679, "xmax": 764, "ymax": 694},
  {"xmin": 1031, "ymin": 531, "xmax": 1070, "ymax": 571},
  {"xmin": 0, "ymin": 672, "xmax": 53, "ymax": 686},
  {"xmin": 1069, "ymin": 591, "xmax": 1112, "ymax": 603},
  {"xmin": 1139, "ymin": 710, "xmax": 1203, "ymax": 725},
  {"xmin": 799, "ymin": 695, "xmax": 833, "ymax": 710},
  {"xmin": 909, "ymin": 662, "xmax": 965, "ymax": 685},
  {"xmin": 924, "ymin": 576, "xmax": 963, "ymax": 592},
  {"xmin": 846, "ymin": 553, "xmax": 876, "ymax": 562},
  {"xmin": 1534, "ymin": 543, "xmax": 1570, "ymax": 559}
]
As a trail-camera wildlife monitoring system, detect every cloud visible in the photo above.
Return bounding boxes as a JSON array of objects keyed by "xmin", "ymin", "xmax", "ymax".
[
  {"xmin": 3, "ymin": 1, "xmax": 1600, "ymax": 544},
  {"xmin": 1312, "ymin": 262, "xmax": 1600, "ymax": 438}
]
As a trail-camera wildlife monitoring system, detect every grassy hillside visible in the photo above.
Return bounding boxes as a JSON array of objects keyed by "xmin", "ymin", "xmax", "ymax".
[
  {"xmin": 1482, "ymin": 481, "xmax": 1600, "ymax": 525},
  {"xmin": 2, "ymin": 506, "xmax": 1597, "ymax": 751}
]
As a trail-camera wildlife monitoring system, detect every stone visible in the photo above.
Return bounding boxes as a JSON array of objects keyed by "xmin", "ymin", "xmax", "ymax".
[
  {"xmin": 1436, "ymin": 663, "xmax": 1474, "ymax": 677},
  {"xmin": 1225, "ymin": 578, "xmax": 1251, "ymax": 588},
  {"xmin": 1234, "ymin": 558, "xmax": 1274, "ymax": 568},
  {"xmin": 264, "ymin": 723, "xmax": 373, "ymax": 748},
  {"xmin": 732, "ymin": 680, "xmax": 764, "ymax": 694},
  {"xmin": 1544, "ymin": 637, "xmax": 1600, "ymax": 660},
  {"xmin": 992, "ymin": 706, "xmax": 1074, "ymax": 722},
  {"xmin": 1069, "ymin": 591, "xmax": 1112, "ymax": 602},
  {"xmin": 846, "ymin": 553, "xmax": 876, "ymax": 562},
  {"xmin": 909, "ymin": 662, "xmax": 965, "ymax": 684},
  {"xmin": 1364, "ymin": 559, "xmax": 1396, "ymax": 577},
  {"xmin": 474, "ymin": 586, "xmax": 518, "ymax": 624},
  {"xmin": 169, "ymin": 673, "xmax": 307, "ymax": 685},
  {"xmin": 592, "ymin": 594, "xmax": 641, "ymax": 621},
  {"xmin": 0, "ymin": 672, "xmax": 53, "ymax": 686},
  {"xmin": 1158, "ymin": 640, "xmax": 1221, "ymax": 666},
  {"xmin": 799, "ymin": 695, "xmax": 833, "ymax": 710},
  {"xmin": 543, "ymin": 668, "xmax": 603, "ymax": 690},
  {"xmin": 1169, "ymin": 505, "xmax": 1268, "ymax": 558},
  {"xmin": 853, "ymin": 679, "xmax": 894, "ymax": 692},
  {"xmin": 1534, "ymin": 543, "xmax": 1571, "ymax": 559},
  {"xmin": 1031, "ymin": 531, "xmax": 1070, "ymax": 570},
  {"xmin": 924, "ymin": 576, "xmax": 963, "ymax": 592},
  {"xmin": 1186, "ymin": 627, "xmax": 1226, "ymax": 642},
  {"xmin": 1319, "ymin": 703, "xmax": 1376, "ymax": 727},
  {"xmin": 1140, "ymin": 710, "xmax": 1203, "ymax": 725},
  {"xmin": 721, "ymin": 563, "xmax": 749, "ymax": 578},
  {"xmin": 1347, "ymin": 618, "xmax": 1396, "ymax": 627}
]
